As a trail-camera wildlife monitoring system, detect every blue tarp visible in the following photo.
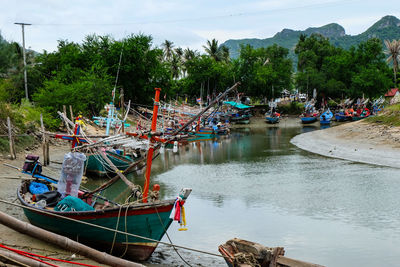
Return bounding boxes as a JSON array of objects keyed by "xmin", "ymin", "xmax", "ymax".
[{"xmin": 223, "ymin": 101, "xmax": 252, "ymax": 109}]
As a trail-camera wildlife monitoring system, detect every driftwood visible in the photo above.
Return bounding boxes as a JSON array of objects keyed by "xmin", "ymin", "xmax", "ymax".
[{"xmin": 0, "ymin": 210, "xmax": 144, "ymax": 267}]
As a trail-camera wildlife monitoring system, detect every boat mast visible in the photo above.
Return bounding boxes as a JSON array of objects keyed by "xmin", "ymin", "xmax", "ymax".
[{"xmin": 143, "ymin": 88, "xmax": 161, "ymax": 203}]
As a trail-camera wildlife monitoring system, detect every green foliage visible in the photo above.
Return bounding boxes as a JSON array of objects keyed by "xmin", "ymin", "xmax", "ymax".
[
  {"xmin": 278, "ymin": 101, "xmax": 304, "ymax": 115},
  {"xmin": 295, "ymin": 35, "xmax": 391, "ymax": 99}
]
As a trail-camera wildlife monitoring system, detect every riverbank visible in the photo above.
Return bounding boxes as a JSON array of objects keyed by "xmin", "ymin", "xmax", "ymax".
[{"xmin": 291, "ymin": 120, "xmax": 400, "ymax": 168}]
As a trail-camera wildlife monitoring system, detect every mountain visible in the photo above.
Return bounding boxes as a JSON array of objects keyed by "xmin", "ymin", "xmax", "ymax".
[{"xmin": 221, "ymin": 15, "xmax": 400, "ymax": 64}]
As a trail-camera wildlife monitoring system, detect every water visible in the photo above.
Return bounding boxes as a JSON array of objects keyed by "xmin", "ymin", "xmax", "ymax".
[{"xmin": 91, "ymin": 122, "xmax": 400, "ymax": 266}]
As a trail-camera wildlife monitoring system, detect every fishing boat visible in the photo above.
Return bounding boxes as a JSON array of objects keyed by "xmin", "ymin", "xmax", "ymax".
[
  {"xmin": 300, "ymin": 101, "xmax": 318, "ymax": 124},
  {"xmin": 84, "ymin": 149, "xmax": 142, "ymax": 177},
  {"xmin": 352, "ymin": 108, "xmax": 370, "ymax": 121},
  {"xmin": 319, "ymin": 108, "xmax": 333, "ymax": 125},
  {"xmin": 224, "ymin": 101, "xmax": 252, "ymax": 124},
  {"xmin": 219, "ymin": 238, "xmax": 324, "ymax": 267},
  {"xmin": 265, "ymin": 112, "xmax": 280, "ymax": 124},
  {"xmin": 300, "ymin": 114, "xmax": 318, "ymax": 124},
  {"xmin": 334, "ymin": 111, "xmax": 352, "ymax": 122},
  {"xmin": 17, "ymin": 175, "xmax": 190, "ymax": 261}
]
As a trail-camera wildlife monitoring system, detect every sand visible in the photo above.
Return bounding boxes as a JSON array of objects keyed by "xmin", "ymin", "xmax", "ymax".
[{"xmin": 291, "ymin": 120, "xmax": 400, "ymax": 168}]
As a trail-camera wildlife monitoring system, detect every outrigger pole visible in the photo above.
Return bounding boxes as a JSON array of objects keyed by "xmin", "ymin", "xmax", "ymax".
[{"xmin": 172, "ymin": 82, "xmax": 240, "ymax": 136}]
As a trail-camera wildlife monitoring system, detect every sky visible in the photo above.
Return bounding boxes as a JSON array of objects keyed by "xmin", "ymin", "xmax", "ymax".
[{"xmin": 1, "ymin": 0, "xmax": 399, "ymax": 53}]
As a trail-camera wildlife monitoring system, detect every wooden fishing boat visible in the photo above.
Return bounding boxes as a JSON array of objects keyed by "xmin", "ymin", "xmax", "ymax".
[
  {"xmin": 85, "ymin": 150, "xmax": 141, "ymax": 177},
  {"xmin": 334, "ymin": 112, "xmax": 352, "ymax": 122},
  {"xmin": 319, "ymin": 109, "xmax": 333, "ymax": 125},
  {"xmin": 219, "ymin": 238, "xmax": 324, "ymax": 267},
  {"xmin": 352, "ymin": 108, "xmax": 370, "ymax": 121},
  {"xmin": 17, "ymin": 178, "xmax": 190, "ymax": 261},
  {"xmin": 300, "ymin": 115, "xmax": 318, "ymax": 124}
]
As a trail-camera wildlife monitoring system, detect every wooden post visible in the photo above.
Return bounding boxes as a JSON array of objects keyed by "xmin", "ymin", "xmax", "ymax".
[
  {"xmin": 40, "ymin": 114, "xmax": 49, "ymax": 166},
  {"xmin": 69, "ymin": 105, "xmax": 74, "ymax": 122},
  {"xmin": 7, "ymin": 117, "xmax": 16, "ymax": 160}
]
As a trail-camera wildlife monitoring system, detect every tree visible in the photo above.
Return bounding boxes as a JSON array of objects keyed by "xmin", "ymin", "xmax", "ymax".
[
  {"xmin": 162, "ymin": 40, "xmax": 174, "ymax": 62},
  {"xmin": 384, "ymin": 39, "xmax": 400, "ymax": 87},
  {"xmin": 203, "ymin": 39, "xmax": 222, "ymax": 61}
]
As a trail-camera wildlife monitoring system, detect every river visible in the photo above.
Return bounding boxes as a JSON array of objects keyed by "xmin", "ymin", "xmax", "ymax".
[{"xmin": 92, "ymin": 119, "xmax": 400, "ymax": 266}]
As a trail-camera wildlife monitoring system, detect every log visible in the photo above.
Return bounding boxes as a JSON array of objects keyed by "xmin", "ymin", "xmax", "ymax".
[{"xmin": 0, "ymin": 210, "xmax": 144, "ymax": 267}]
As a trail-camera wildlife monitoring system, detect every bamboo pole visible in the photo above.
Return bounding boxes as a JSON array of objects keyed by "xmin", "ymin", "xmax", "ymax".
[
  {"xmin": 0, "ymin": 210, "xmax": 144, "ymax": 267},
  {"xmin": 7, "ymin": 117, "xmax": 16, "ymax": 160},
  {"xmin": 0, "ymin": 249, "xmax": 37, "ymax": 266}
]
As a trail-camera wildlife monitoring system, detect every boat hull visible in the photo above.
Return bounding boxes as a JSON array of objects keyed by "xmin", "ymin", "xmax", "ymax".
[
  {"xmin": 301, "ymin": 117, "xmax": 318, "ymax": 124},
  {"xmin": 85, "ymin": 151, "xmax": 136, "ymax": 177},
  {"xmin": 18, "ymin": 187, "xmax": 175, "ymax": 261},
  {"xmin": 265, "ymin": 117, "xmax": 279, "ymax": 124}
]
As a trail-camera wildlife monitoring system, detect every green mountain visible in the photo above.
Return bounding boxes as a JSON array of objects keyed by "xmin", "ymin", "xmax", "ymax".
[{"xmin": 222, "ymin": 15, "xmax": 400, "ymax": 64}]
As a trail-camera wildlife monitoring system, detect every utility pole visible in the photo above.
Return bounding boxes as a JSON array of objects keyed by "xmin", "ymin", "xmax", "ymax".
[{"xmin": 14, "ymin": 22, "xmax": 31, "ymax": 100}]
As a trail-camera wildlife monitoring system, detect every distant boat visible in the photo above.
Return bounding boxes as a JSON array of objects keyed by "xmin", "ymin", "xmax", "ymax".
[
  {"xmin": 334, "ymin": 112, "xmax": 352, "ymax": 122},
  {"xmin": 319, "ymin": 108, "xmax": 333, "ymax": 125},
  {"xmin": 301, "ymin": 113, "xmax": 318, "ymax": 124},
  {"xmin": 352, "ymin": 108, "xmax": 370, "ymax": 121},
  {"xmin": 265, "ymin": 112, "xmax": 280, "ymax": 124}
]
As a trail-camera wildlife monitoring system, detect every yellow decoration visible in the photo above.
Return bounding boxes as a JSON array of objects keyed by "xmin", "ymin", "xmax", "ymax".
[{"xmin": 178, "ymin": 205, "xmax": 188, "ymax": 231}]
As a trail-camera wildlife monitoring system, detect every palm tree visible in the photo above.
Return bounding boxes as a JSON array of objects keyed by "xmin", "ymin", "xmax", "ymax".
[
  {"xmin": 384, "ymin": 39, "xmax": 400, "ymax": 87},
  {"xmin": 170, "ymin": 53, "xmax": 181, "ymax": 80},
  {"xmin": 203, "ymin": 39, "xmax": 221, "ymax": 61},
  {"xmin": 162, "ymin": 40, "xmax": 174, "ymax": 62},
  {"xmin": 183, "ymin": 48, "xmax": 198, "ymax": 62}
]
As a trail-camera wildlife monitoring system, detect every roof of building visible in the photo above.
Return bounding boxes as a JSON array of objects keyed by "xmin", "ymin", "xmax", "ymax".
[{"xmin": 385, "ymin": 88, "xmax": 399, "ymax": 97}]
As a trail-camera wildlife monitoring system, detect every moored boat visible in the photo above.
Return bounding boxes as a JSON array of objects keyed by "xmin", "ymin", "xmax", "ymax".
[
  {"xmin": 319, "ymin": 108, "xmax": 333, "ymax": 125},
  {"xmin": 17, "ymin": 177, "xmax": 190, "ymax": 261},
  {"xmin": 301, "ymin": 115, "xmax": 318, "ymax": 124}
]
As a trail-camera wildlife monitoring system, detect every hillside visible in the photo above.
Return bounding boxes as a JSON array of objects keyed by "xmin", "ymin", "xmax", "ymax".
[{"xmin": 222, "ymin": 15, "xmax": 400, "ymax": 64}]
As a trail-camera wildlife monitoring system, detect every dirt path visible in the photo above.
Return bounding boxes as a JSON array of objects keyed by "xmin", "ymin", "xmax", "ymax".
[{"xmin": 291, "ymin": 120, "xmax": 400, "ymax": 168}]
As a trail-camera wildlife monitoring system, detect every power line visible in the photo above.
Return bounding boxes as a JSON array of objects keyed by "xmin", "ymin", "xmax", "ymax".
[{"xmin": 31, "ymin": 0, "xmax": 361, "ymax": 27}]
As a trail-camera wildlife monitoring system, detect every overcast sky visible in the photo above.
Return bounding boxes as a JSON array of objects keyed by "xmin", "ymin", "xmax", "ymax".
[{"xmin": 1, "ymin": 0, "xmax": 399, "ymax": 53}]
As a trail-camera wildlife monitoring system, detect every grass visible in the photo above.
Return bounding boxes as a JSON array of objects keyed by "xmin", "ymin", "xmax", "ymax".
[
  {"xmin": 365, "ymin": 103, "xmax": 400, "ymax": 126},
  {"xmin": 0, "ymin": 135, "xmax": 37, "ymax": 155}
]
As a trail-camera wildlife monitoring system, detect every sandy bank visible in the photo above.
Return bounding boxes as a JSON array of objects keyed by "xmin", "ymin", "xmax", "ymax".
[{"xmin": 291, "ymin": 120, "xmax": 400, "ymax": 168}]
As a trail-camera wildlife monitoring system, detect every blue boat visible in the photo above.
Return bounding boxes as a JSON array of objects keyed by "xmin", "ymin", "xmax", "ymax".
[
  {"xmin": 301, "ymin": 116, "xmax": 318, "ymax": 124},
  {"xmin": 334, "ymin": 112, "xmax": 352, "ymax": 122},
  {"xmin": 266, "ymin": 116, "xmax": 279, "ymax": 124},
  {"xmin": 319, "ymin": 109, "xmax": 333, "ymax": 125}
]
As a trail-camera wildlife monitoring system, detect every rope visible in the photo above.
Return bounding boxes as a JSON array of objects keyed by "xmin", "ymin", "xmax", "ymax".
[
  {"xmin": 154, "ymin": 206, "xmax": 193, "ymax": 267},
  {"xmin": 0, "ymin": 198, "xmax": 223, "ymax": 258},
  {"xmin": 0, "ymin": 243, "xmax": 100, "ymax": 267}
]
